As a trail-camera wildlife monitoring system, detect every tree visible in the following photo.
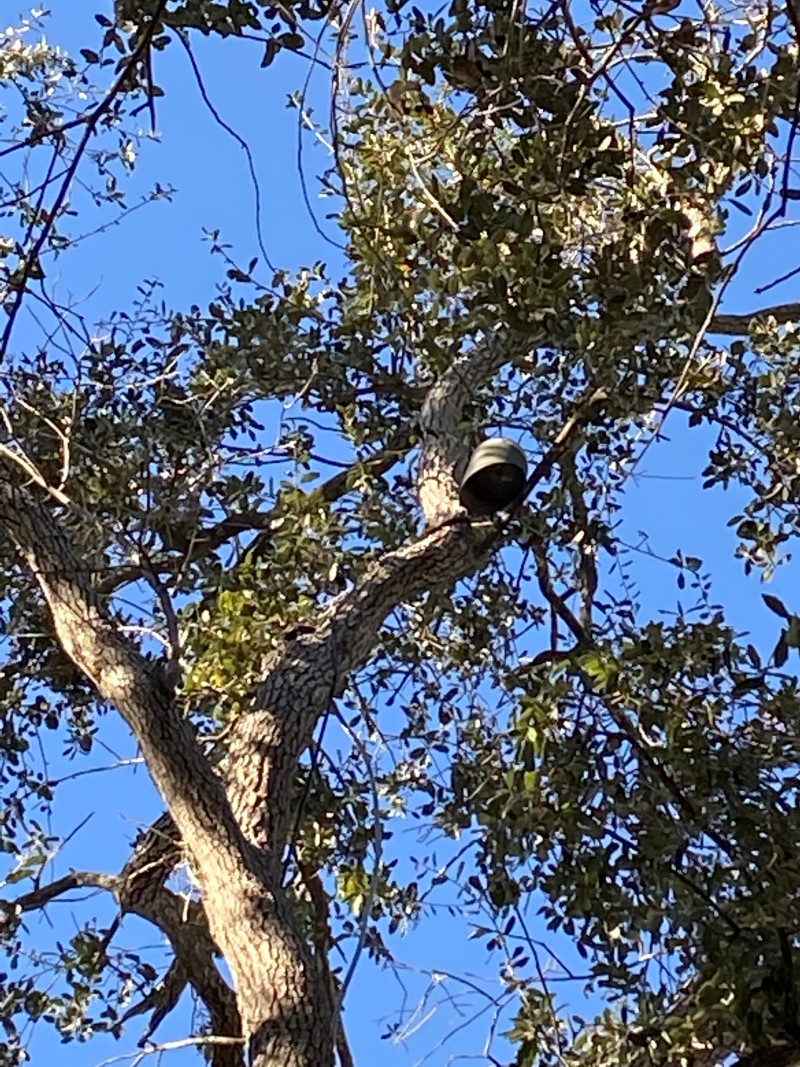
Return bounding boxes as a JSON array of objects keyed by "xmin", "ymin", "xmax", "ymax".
[{"xmin": 2, "ymin": 0, "xmax": 800, "ymax": 1065}]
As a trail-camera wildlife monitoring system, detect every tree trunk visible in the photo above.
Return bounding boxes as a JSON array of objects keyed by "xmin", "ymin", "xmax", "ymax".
[
  {"xmin": 0, "ymin": 328, "xmax": 542, "ymax": 1065},
  {"xmin": 195, "ymin": 864, "xmax": 333, "ymax": 1067}
]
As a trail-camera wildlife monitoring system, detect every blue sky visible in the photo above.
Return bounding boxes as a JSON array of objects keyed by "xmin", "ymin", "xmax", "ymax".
[{"xmin": 5, "ymin": 3, "xmax": 800, "ymax": 1066}]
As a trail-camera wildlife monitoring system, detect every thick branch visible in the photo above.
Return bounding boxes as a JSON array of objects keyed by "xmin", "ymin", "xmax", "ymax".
[
  {"xmin": 0, "ymin": 476, "xmax": 247, "ymax": 871},
  {"xmin": 417, "ymin": 328, "xmax": 535, "ymax": 525},
  {"xmin": 0, "ymin": 474, "xmax": 336, "ymax": 1062},
  {"xmin": 226, "ymin": 366, "xmax": 596, "ymax": 855},
  {"xmin": 710, "ymin": 303, "xmax": 800, "ymax": 335},
  {"xmin": 3, "ymin": 834, "xmax": 243, "ymax": 1067},
  {"xmin": 7, "ymin": 870, "xmax": 119, "ymax": 911},
  {"xmin": 120, "ymin": 882, "xmax": 242, "ymax": 1066},
  {"xmin": 226, "ymin": 518, "xmax": 493, "ymax": 851},
  {"xmin": 117, "ymin": 815, "xmax": 243, "ymax": 1067},
  {"xmin": 122, "ymin": 811, "xmax": 183, "ymax": 895}
]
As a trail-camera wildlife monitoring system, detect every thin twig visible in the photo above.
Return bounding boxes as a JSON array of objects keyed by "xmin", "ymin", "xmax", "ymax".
[
  {"xmin": 0, "ymin": 1, "xmax": 168, "ymax": 362},
  {"xmin": 176, "ymin": 32, "xmax": 275, "ymax": 273},
  {"xmin": 95, "ymin": 1035, "xmax": 246, "ymax": 1067}
]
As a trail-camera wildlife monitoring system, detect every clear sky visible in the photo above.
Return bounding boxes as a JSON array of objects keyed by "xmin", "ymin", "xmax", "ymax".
[{"xmin": 4, "ymin": 4, "xmax": 800, "ymax": 1067}]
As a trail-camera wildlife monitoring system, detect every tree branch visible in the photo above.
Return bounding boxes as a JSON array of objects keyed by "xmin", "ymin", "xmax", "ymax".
[
  {"xmin": 116, "ymin": 812, "xmax": 243, "ymax": 1066},
  {"xmin": 6, "ymin": 870, "xmax": 120, "ymax": 910},
  {"xmin": 226, "ymin": 517, "xmax": 494, "ymax": 851},
  {"xmin": 0, "ymin": 473, "xmax": 248, "ymax": 871},
  {"xmin": 1, "ymin": 825, "xmax": 243, "ymax": 1067},
  {"xmin": 710, "ymin": 303, "xmax": 800, "ymax": 335},
  {"xmin": 225, "ymin": 340, "xmax": 599, "ymax": 856},
  {"xmin": 217, "ymin": 333, "xmax": 535, "ymax": 819},
  {"xmin": 119, "ymin": 957, "xmax": 188, "ymax": 1039},
  {"xmin": 242, "ymin": 427, "xmax": 413, "ymax": 563},
  {"xmin": 118, "ymin": 878, "xmax": 242, "ymax": 1067},
  {"xmin": 0, "ymin": 468, "xmax": 342, "ymax": 1059},
  {"xmin": 0, "ymin": 1, "xmax": 168, "ymax": 362},
  {"xmin": 96, "ymin": 428, "xmax": 414, "ymax": 595},
  {"xmin": 417, "ymin": 327, "xmax": 535, "ymax": 525}
]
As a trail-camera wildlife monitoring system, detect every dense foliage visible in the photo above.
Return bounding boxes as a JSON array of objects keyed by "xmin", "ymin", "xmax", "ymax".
[{"xmin": 2, "ymin": 1, "xmax": 800, "ymax": 1065}]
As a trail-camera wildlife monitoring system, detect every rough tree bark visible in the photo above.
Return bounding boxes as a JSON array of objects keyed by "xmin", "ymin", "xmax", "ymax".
[
  {"xmin": 2, "ymin": 299, "xmax": 794, "ymax": 1062},
  {"xmin": 0, "ymin": 327, "xmax": 539, "ymax": 1066}
]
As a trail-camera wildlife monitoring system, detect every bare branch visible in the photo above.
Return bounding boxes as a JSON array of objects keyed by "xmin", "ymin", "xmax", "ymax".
[
  {"xmin": 6, "ymin": 870, "xmax": 119, "ymax": 910},
  {"xmin": 96, "ymin": 1035, "xmax": 246, "ymax": 1067},
  {"xmin": 121, "ymin": 812, "xmax": 182, "ymax": 895},
  {"xmin": 119, "ymin": 957, "xmax": 188, "ymax": 1034},
  {"xmin": 118, "ymin": 817, "xmax": 243, "ymax": 1067},
  {"xmin": 709, "ymin": 303, "xmax": 800, "ymax": 335},
  {"xmin": 118, "ymin": 883, "xmax": 242, "ymax": 1067},
  {"xmin": 112, "ymin": 814, "xmax": 242, "ymax": 1063}
]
